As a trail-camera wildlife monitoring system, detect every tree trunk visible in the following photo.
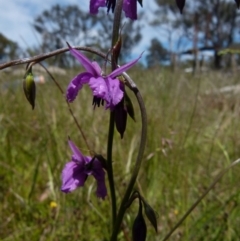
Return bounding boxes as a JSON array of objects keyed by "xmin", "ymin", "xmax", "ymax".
[{"xmin": 214, "ymin": 51, "xmax": 221, "ymax": 69}]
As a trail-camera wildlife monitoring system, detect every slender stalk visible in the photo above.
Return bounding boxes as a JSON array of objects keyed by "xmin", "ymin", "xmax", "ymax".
[
  {"xmin": 107, "ymin": 111, "xmax": 117, "ymax": 226},
  {"xmin": 111, "ymin": 0, "xmax": 123, "ymax": 46},
  {"xmin": 110, "ymin": 84, "xmax": 147, "ymax": 241},
  {"xmin": 107, "ymin": 0, "xmax": 124, "ymax": 229},
  {"xmin": 37, "ymin": 63, "xmax": 91, "ymax": 152},
  {"xmin": 161, "ymin": 158, "xmax": 240, "ymax": 241},
  {"xmin": 0, "ymin": 46, "xmax": 106, "ymax": 70}
]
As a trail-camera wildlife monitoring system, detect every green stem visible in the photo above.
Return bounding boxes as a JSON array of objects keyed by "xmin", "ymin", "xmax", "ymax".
[
  {"xmin": 107, "ymin": 0, "xmax": 124, "ymax": 230},
  {"xmin": 110, "ymin": 86, "xmax": 148, "ymax": 241},
  {"xmin": 107, "ymin": 111, "xmax": 117, "ymax": 227},
  {"xmin": 111, "ymin": 0, "xmax": 123, "ymax": 46}
]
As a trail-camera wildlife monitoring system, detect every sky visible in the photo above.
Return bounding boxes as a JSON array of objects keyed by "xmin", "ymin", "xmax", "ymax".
[{"xmin": 0, "ymin": 0, "xmax": 167, "ymax": 61}]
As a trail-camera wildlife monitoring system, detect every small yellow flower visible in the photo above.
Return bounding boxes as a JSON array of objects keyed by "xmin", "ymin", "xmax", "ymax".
[
  {"xmin": 50, "ymin": 201, "xmax": 57, "ymax": 208},
  {"xmin": 174, "ymin": 209, "xmax": 179, "ymax": 216}
]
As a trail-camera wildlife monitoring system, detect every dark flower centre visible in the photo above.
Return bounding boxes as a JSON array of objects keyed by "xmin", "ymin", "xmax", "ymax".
[
  {"xmin": 92, "ymin": 96, "xmax": 104, "ymax": 109},
  {"xmin": 85, "ymin": 156, "xmax": 96, "ymax": 172},
  {"xmin": 106, "ymin": 0, "xmax": 116, "ymax": 13}
]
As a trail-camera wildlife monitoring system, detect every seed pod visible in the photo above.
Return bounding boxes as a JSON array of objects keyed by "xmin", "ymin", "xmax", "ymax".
[
  {"xmin": 176, "ymin": 0, "xmax": 185, "ymax": 14},
  {"xmin": 23, "ymin": 67, "xmax": 36, "ymax": 110}
]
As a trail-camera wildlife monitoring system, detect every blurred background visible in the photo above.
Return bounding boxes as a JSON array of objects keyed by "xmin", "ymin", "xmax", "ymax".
[{"xmin": 1, "ymin": 1, "xmax": 240, "ymax": 241}]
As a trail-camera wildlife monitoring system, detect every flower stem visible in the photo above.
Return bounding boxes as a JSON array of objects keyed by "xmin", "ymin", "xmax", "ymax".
[
  {"xmin": 107, "ymin": 111, "xmax": 117, "ymax": 227},
  {"xmin": 107, "ymin": 0, "xmax": 124, "ymax": 230},
  {"xmin": 110, "ymin": 85, "xmax": 148, "ymax": 241},
  {"xmin": 111, "ymin": 0, "xmax": 123, "ymax": 46},
  {"xmin": 37, "ymin": 63, "xmax": 91, "ymax": 152}
]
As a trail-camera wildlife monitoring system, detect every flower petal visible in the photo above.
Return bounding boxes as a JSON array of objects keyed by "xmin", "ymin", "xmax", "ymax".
[
  {"xmin": 68, "ymin": 140, "xmax": 91, "ymax": 164},
  {"xmin": 61, "ymin": 161, "xmax": 87, "ymax": 193},
  {"xmin": 105, "ymin": 77, "xmax": 124, "ymax": 109},
  {"xmin": 92, "ymin": 61, "xmax": 102, "ymax": 76},
  {"xmin": 91, "ymin": 160, "xmax": 107, "ymax": 199},
  {"xmin": 90, "ymin": 0, "xmax": 106, "ymax": 14},
  {"xmin": 108, "ymin": 53, "xmax": 143, "ymax": 78},
  {"xmin": 66, "ymin": 72, "xmax": 92, "ymax": 102},
  {"xmin": 68, "ymin": 44, "xmax": 98, "ymax": 76},
  {"xmin": 123, "ymin": 0, "xmax": 137, "ymax": 20},
  {"xmin": 89, "ymin": 77, "xmax": 109, "ymax": 101}
]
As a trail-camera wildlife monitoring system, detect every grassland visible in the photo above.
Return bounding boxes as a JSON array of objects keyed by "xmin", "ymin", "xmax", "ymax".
[{"xmin": 1, "ymin": 66, "xmax": 240, "ymax": 240}]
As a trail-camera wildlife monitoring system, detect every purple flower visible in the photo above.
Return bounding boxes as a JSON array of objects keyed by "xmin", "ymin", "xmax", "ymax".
[
  {"xmin": 90, "ymin": 0, "xmax": 138, "ymax": 20},
  {"xmin": 61, "ymin": 140, "xmax": 107, "ymax": 199},
  {"xmin": 66, "ymin": 44, "xmax": 141, "ymax": 110}
]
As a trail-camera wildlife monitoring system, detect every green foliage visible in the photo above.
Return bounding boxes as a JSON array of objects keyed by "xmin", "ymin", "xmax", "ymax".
[
  {"xmin": 0, "ymin": 33, "xmax": 20, "ymax": 61},
  {"xmin": 154, "ymin": 0, "xmax": 240, "ymax": 68},
  {"xmin": 146, "ymin": 38, "xmax": 168, "ymax": 67},
  {"xmin": 32, "ymin": 4, "xmax": 142, "ymax": 66},
  {"xmin": 1, "ymin": 68, "xmax": 240, "ymax": 240}
]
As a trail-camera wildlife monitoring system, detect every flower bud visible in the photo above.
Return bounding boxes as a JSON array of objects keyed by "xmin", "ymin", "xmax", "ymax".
[
  {"xmin": 236, "ymin": 0, "xmax": 240, "ymax": 9},
  {"xmin": 115, "ymin": 98, "xmax": 127, "ymax": 139},
  {"xmin": 137, "ymin": 0, "xmax": 143, "ymax": 7},
  {"xmin": 23, "ymin": 67, "xmax": 36, "ymax": 110},
  {"xmin": 176, "ymin": 0, "xmax": 185, "ymax": 14},
  {"xmin": 132, "ymin": 199, "xmax": 147, "ymax": 241}
]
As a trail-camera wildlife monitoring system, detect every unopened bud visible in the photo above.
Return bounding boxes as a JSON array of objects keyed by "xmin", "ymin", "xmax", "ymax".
[
  {"xmin": 23, "ymin": 67, "xmax": 36, "ymax": 110},
  {"xmin": 115, "ymin": 98, "xmax": 127, "ymax": 139},
  {"xmin": 176, "ymin": 0, "xmax": 185, "ymax": 14},
  {"xmin": 236, "ymin": 0, "xmax": 240, "ymax": 9},
  {"xmin": 132, "ymin": 199, "xmax": 147, "ymax": 241},
  {"xmin": 137, "ymin": 0, "xmax": 143, "ymax": 7}
]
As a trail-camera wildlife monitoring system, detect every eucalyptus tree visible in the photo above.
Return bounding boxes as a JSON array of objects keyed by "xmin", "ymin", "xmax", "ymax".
[
  {"xmin": 154, "ymin": 0, "xmax": 240, "ymax": 68},
  {"xmin": 33, "ymin": 4, "xmax": 142, "ymax": 67}
]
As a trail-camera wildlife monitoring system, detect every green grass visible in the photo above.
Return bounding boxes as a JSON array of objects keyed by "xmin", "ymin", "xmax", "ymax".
[{"xmin": 1, "ymin": 67, "xmax": 240, "ymax": 240}]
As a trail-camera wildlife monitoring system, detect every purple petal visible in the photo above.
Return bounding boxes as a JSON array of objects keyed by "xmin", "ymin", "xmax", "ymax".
[
  {"xmin": 90, "ymin": 0, "xmax": 106, "ymax": 14},
  {"xmin": 123, "ymin": 0, "xmax": 137, "ymax": 20},
  {"xmin": 92, "ymin": 61, "xmax": 102, "ymax": 76},
  {"xmin": 89, "ymin": 77, "xmax": 109, "ymax": 101},
  {"xmin": 68, "ymin": 140, "xmax": 92, "ymax": 164},
  {"xmin": 68, "ymin": 45, "xmax": 99, "ymax": 76},
  {"xmin": 108, "ymin": 53, "xmax": 143, "ymax": 78},
  {"xmin": 66, "ymin": 72, "xmax": 92, "ymax": 102},
  {"xmin": 61, "ymin": 161, "xmax": 87, "ymax": 193},
  {"xmin": 105, "ymin": 77, "xmax": 124, "ymax": 109},
  {"xmin": 91, "ymin": 160, "xmax": 107, "ymax": 199}
]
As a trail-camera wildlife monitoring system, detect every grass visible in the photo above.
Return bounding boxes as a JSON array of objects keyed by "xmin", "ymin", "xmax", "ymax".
[{"xmin": 1, "ymin": 66, "xmax": 240, "ymax": 240}]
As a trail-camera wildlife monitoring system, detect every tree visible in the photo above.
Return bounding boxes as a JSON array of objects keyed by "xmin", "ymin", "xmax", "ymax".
[
  {"xmin": 93, "ymin": 10, "xmax": 142, "ymax": 60},
  {"xmin": 33, "ymin": 4, "xmax": 142, "ymax": 67},
  {"xmin": 154, "ymin": 0, "xmax": 240, "ymax": 68},
  {"xmin": 33, "ymin": 4, "xmax": 98, "ymax": 67},
  {"xmin": 0, "ymin": 33, "xmax": 20, "ymax": 62},
  {"xmin": 146, "ymin": 38, "xmax": 168, "ymax": 67}
]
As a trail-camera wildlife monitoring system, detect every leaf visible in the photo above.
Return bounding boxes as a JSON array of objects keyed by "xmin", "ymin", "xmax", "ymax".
[
  {"xmin": 143, "ymin": 200, "xmax": 158, "ymax": 233},
  {"xmin": 124, "ymin": 90, "xmax": 136, "ymax": 121}
]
